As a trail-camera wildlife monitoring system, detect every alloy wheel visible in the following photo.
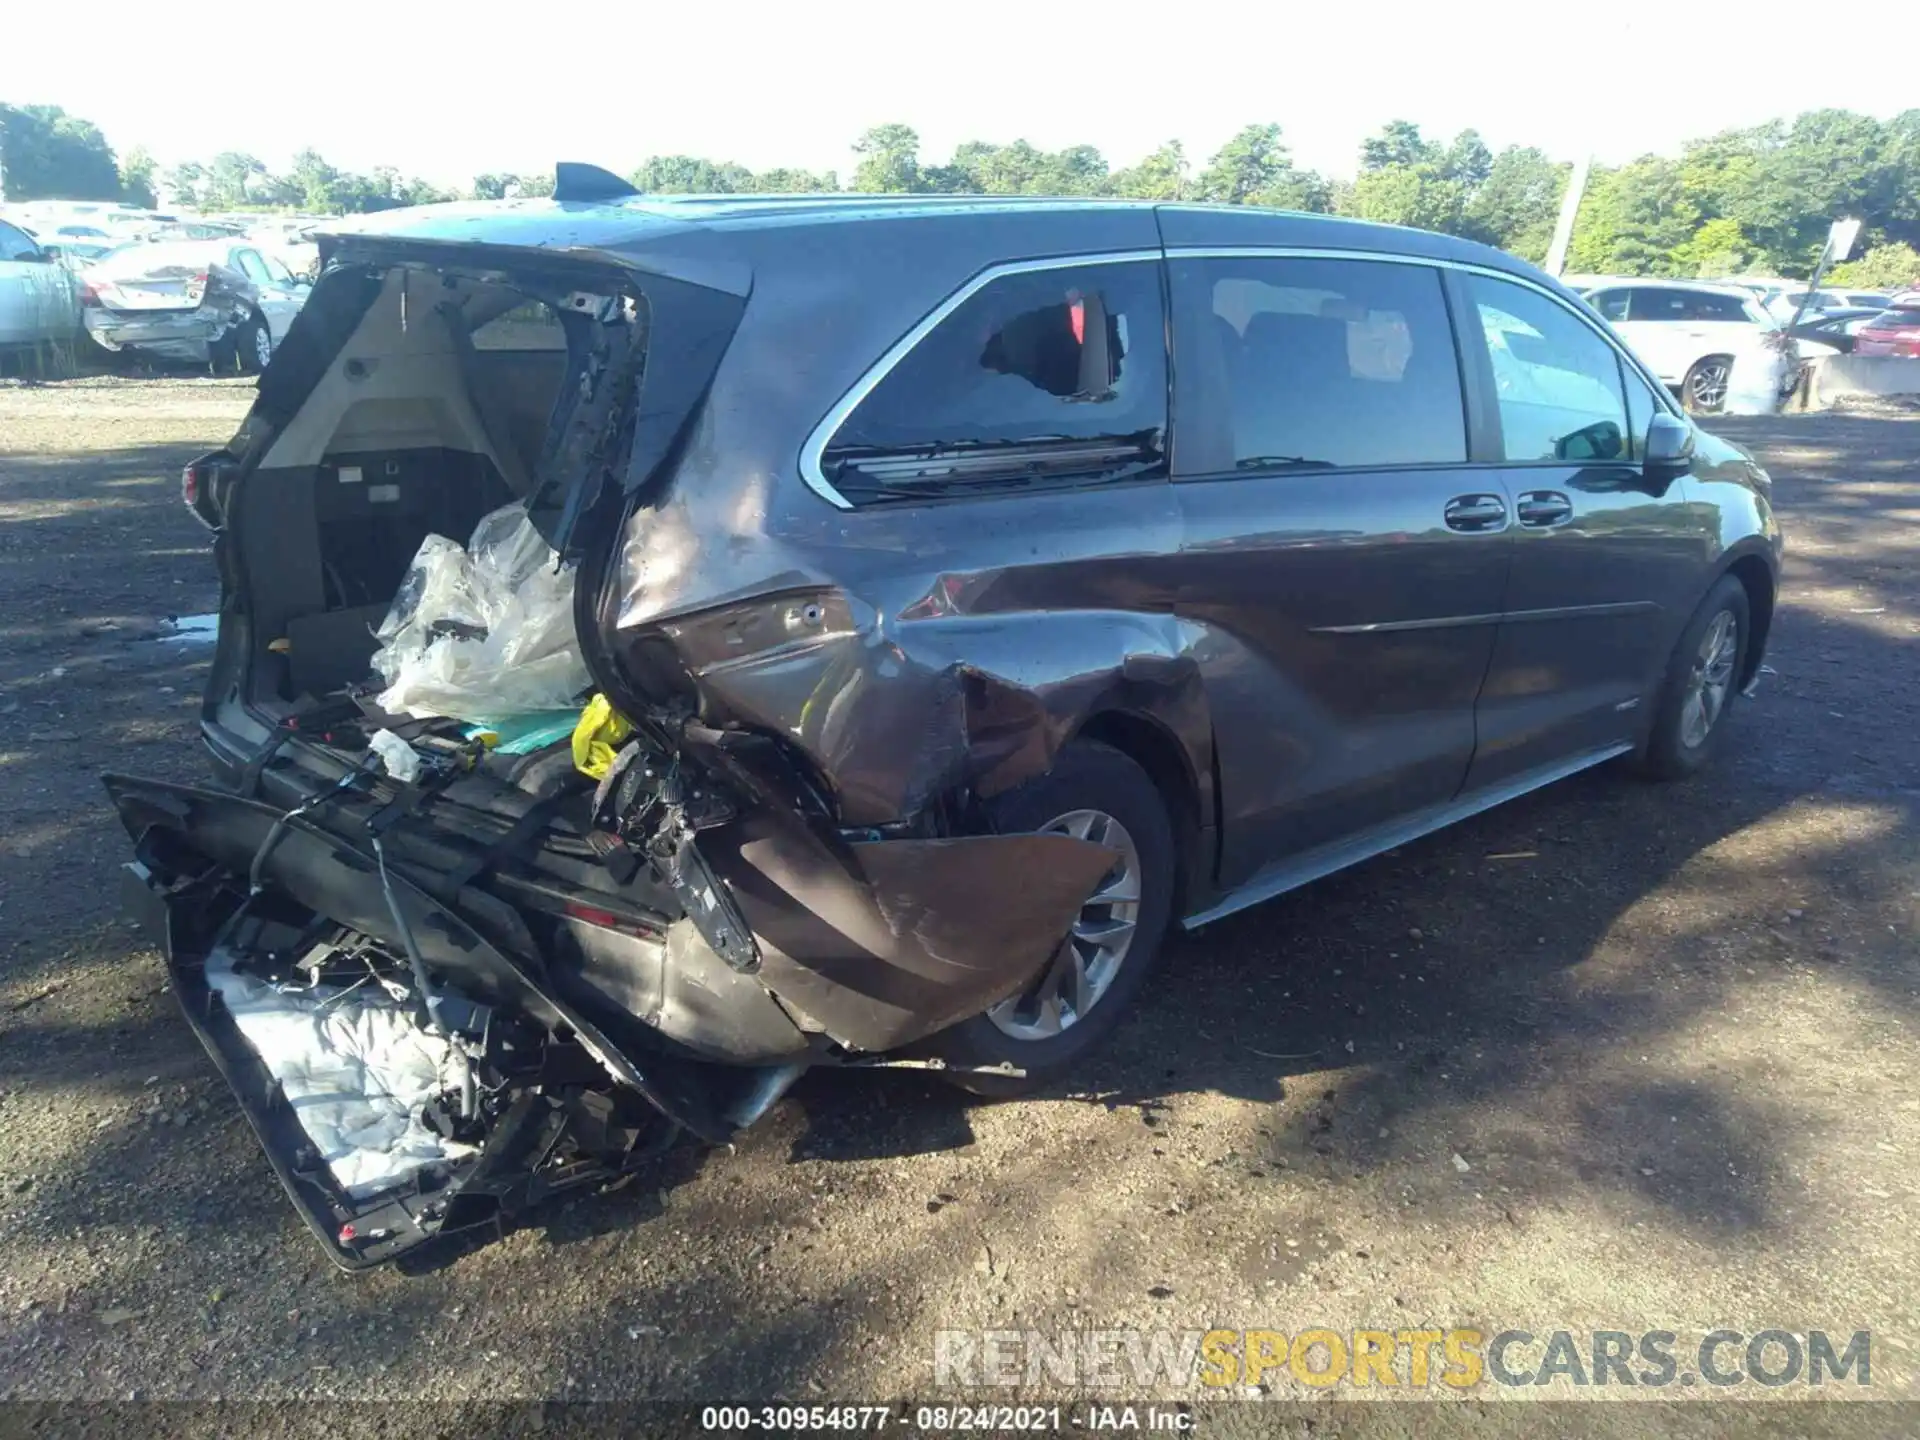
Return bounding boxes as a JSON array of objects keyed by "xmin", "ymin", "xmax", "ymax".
[
  {"xmin": 1686, "ymin": 359, "xmax": 1730, "ymax": 413},
  {"xmin": 985, "ymin": 808, "xmax": 1141, "ymax": 1041},
  {"xmin": 253, "ymin": 324, "xmax": 273, "ymax": 370},
  {"xmin": 1680, "ymin": 609, "xmax": 1738, "ymax": 749}
]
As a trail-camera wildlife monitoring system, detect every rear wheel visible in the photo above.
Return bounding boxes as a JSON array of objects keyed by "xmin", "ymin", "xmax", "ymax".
[
  {"xmin": 1682, "ymin": 355, "xmax": 1732, "ymax": 415},
  {"xmin": 1636, "ymin": 574, "xmax": 1750, "ymax": 780},
  {"xmin": 927, "ymin": 740, "xmax": 1176, "ymax": 1094}
]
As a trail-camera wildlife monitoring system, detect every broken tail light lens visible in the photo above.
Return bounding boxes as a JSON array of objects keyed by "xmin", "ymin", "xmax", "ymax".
[
  {"xmin": 185, "ymin": 272, "xmax": 208, "ymax": 304},
  {"xmin": 181, "ymin": 453, "xmax": 227, "ymax": 531}
]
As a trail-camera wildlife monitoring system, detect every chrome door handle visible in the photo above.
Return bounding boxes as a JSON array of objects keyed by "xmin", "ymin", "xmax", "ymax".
[
  {"xmin": 1516, "ymin": 490, "xmax": 1574, "ymax": 528},
  {"xmin": 1443, "ymin": 493, "xmax": 1508, "ymax": 532}
]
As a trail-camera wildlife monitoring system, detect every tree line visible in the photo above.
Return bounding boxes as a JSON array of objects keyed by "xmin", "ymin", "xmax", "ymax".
[{"xmin": 5, "ymin": 102, "xmax": 1918, "ymax": 288}]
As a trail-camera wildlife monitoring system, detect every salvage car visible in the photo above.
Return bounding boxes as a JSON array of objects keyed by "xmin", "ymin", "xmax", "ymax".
[
  {"xmin": 81, "ymin": 238, "xmax": 310, "ymax": 370},
  {"xmin": 110, "ymin": 171, "xmax": 1782, "ymax": 1266},
  {"xmin": 0, "ymin": 217, "xmax": 81, "ymax": 351}
]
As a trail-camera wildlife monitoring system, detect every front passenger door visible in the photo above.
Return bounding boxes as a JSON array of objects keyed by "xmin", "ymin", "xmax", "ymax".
[{"xmin": 1457, "ymin": 273, "xmax": 1707, "ymax": 791}]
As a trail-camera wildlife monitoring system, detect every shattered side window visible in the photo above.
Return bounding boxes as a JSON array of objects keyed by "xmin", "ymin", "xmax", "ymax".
[{"xmin": 823, "ymin": 260, "xmax": 1167, "ymax": 501}]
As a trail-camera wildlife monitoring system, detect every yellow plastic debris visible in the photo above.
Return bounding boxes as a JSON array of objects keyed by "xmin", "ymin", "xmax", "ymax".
[{"xmin": 571, "ymin": 693, "xmax": 634, "ymax": 780}]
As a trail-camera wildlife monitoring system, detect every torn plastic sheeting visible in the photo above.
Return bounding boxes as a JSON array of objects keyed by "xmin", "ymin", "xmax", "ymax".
[
  {"xmin": 371, "ymin": 501, "xmax": 591, "ymax": 725},
  {"xmin": 206, "ymin": 947, "xmax": 476, "ymax": 1199}
]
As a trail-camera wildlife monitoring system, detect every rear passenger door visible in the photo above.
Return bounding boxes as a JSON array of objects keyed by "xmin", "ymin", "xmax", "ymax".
[
  {"xmin": 1165, "ymin": 251, "xmax": 1513, "ymax": 888},
  {"xmin": 1455, "ymin": 272, "xmax": 1706, "ymax": 790}
]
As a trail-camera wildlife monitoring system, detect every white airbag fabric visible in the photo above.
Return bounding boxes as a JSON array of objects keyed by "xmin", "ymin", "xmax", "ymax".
[{"xmin": 208, "ymin": 949, "xmax": 477, "ymax": 1199}]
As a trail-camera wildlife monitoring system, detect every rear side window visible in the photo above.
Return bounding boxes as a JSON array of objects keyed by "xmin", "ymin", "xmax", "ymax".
[
  {"xmin": 1632, "ymin": 288, "xmax": 1750, "ymax": 324},
  {"xmin": 234, "ymin": 249, "xmax": 273, "ymax": 284},
  {"xmin": 1465, "ymin": 274, "xmax": 1629, "ymax": 464},
  {"xmin": 1168, "ymin": 255, "xmax": 1465, "ymax": 473},
  {"xmin": 1590, "ymin": 289, "xmax": 1630, "ymax": 322},
  {"xmin": 821, "ymin": 260, "xmax": 1166, "ymax": 501}
]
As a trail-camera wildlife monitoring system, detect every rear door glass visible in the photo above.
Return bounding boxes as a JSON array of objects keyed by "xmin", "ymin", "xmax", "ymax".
[
  {"xmin": 821, "ymin": 260, "xmax": 1167, "ymax": 501},
  {"xmin": 1167, "ymin": 254, "xmax": 1465, "ymax": 473}
]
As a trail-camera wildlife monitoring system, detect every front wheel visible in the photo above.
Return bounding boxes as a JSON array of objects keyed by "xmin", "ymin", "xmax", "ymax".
[
  {"xmin": 928, "ymin": 740, "xmax": 1176, "ymax": 1095},
  {"xmin": 1635, "ymin": 574, "xmax": 1750, "ymax": 780}
]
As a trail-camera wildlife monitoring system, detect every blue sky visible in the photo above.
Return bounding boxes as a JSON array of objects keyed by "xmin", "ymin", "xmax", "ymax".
[{"xmin": 4, "ymin": 0, "xmax": 1910, "ymax": 187}]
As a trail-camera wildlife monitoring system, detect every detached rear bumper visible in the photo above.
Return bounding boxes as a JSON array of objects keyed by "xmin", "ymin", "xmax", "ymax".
[
  {"xmin": 84, "ymin": 307, "xmax": 226, "ymax": 359},
  {"xmin": 106, "ymin": 769, "xmax": 1114, "ymax": 1266}
]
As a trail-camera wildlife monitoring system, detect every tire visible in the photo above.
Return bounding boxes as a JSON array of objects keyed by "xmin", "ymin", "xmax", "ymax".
[
  {"xmin": 233, "ymin": 312, "xmax": 273, "ymax": 375},
  {"xmin": 1681, "ymin": 355, "xmax": 1732, "ymax": 416},
  {"xmin": 926, "ymin": 739, "xmax": 1176, "ymax": 1095},
  {"xmin": 1636, "ymin": 574, "xmax": 1750, "ymax": 781}
]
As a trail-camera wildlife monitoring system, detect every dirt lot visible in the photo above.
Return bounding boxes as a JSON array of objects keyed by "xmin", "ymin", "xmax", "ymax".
[{"xmin": 0, "ymin": 378, "xmax": 1916, "ymax": 1424}]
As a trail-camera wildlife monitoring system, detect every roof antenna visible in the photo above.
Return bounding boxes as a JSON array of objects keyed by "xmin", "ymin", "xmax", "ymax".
[{"xmin": 554, "ymin": 163, "xmax": 641, "ymax": 203}]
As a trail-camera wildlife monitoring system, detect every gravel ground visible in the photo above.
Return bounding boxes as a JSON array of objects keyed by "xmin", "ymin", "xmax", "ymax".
[{"xmin": 0, "ymin": 379, "xmax": 1916, "ymax": 1427}]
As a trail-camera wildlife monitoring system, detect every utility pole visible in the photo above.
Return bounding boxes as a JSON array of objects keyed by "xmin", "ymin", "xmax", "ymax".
[{"xmin": 1542, "ymin": 153, "xmax": 1590, "ymax": 278}]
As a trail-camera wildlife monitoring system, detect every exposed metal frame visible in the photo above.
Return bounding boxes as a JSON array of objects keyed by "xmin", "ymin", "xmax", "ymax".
[{"xmin": 796, "ymin": 240, "xmax": 1680, "ymax": 512}]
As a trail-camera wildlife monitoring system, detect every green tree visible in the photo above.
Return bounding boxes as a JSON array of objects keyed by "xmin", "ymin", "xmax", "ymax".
[
  {"xmin": 1461, "ymin": 146, "xmax": 1566, "ymax": 259},
  {"xmin": 1827, "ymin": 241, "xmax": 1920, "ymax": 290},
  {"xmin": 1195, "ymin": 124, "xmax": 1329, "ymax": 210},
  {"xmin": 1440, "ymin": 128, "xmax": 1493, "ymax": 188},
  {"xmin": 1109, "ymin": 140, "xmax": 1188, "ymax": 200},
  {"xmin": 202, "ymin": 151, "xmax": 267, "ymax": 209},
  {"xmin": 118, "ymin": 146, "xmax": 158, "ymax": 207},
  {"xmin": 850, "ymin": 124, "xmax": 924, "ymax": 193},
  {"xmin": 163, "ymin": 160, "xmax": 207, "ymax": 208},
  {"xmin": 0, "ymin": 104, "xmax": 121, "ymax": 200},
  {"xmin": 1360, "ymin": 119, "xmax": 1437, "ymax": 172},
  {"xmin": 1566, "ymin": 157, "xmax": 1700, "ymax": 276},
  {"xmin": 631, "ymin": 154, "xmax": 754, "ymax": 193},
  {"xmin": 1669, "ymin": 217, "xmax": 1754, "ymax": 278},
  {"xmin": 1343, "ymin": 164, "xmax": 1465, "ymax": 233}
]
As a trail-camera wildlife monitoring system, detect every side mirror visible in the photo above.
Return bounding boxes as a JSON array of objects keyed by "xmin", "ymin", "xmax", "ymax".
[
  {"xmin": 31, "ymin": 247, "xmax": 57, "ymax": 263},
  {"xmin": 1644, "ymin": 413, "xmax": 1695, "ymax": 482}
]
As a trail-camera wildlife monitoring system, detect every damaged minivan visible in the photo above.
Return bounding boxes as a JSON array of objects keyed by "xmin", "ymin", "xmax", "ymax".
[{"xmin": 111, "ymin": 168, "xmax": 1782, "ymax": 1266}]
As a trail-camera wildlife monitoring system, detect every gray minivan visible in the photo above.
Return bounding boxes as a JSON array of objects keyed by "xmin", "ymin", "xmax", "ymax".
[{"xmin": 110, "ymin": 167, "xmax": 1782, "ymax": 1264}]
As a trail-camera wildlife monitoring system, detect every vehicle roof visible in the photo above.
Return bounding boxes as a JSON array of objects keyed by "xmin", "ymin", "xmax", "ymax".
[
  {"xmin": 1584, "ymin": 277, "xmax": 1758, "ymax": 295},
  {"xmin": 316, "ymin": 192, "xmax": 1553, "ymax": 290}
]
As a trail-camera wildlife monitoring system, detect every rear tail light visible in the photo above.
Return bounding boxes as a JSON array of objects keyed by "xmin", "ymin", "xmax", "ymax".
[
  {"xmin": 79, "ymin": 280, "xmax": 101, "ymax": 305},
  {"xmin": 182, "ymin": 459, "xmax": 223, "ymax": 530},
  {"xmin": 185, "ymin": 271, "xmax": 208, "ymax": 303}
]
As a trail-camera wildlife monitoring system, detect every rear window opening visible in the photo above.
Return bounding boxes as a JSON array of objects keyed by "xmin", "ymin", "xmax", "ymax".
[{"xmin": 230, "ymin": 265, "xmax": 646, "ymax": 718}]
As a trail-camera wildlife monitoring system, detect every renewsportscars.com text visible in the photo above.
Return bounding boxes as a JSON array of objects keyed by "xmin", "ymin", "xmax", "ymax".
[{"xmin": 934, "ymin": 1327, "xmax": 1872, "ymax": 1391}]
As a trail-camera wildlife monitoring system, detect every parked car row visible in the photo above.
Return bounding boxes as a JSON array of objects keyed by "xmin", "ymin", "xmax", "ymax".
[
  {"xmin": 0, "ymin": 208, "xmax": 315, "ymax": 367},
  {"xmin": 1566, "ymin": 274, "xmax": 1920, "ymax": 412}
]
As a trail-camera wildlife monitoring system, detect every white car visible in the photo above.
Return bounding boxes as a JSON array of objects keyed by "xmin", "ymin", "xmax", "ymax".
[
  {"xmin": 1581, "ymin": 279, "xmax": 1838, "ymax": 413},
  {"xmin": 0, "ymin": 217, "xmax": 81, "ymax": 350}
]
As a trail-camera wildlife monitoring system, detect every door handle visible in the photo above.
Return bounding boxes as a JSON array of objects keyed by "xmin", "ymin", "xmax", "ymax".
[
  {"xmin": 1443, "ymin": 493, "xmax": 1508, "ymax": 533},
  {"xmin": 1516, "ymin": 490, "xmax": 1574, "ymax": 528}
]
